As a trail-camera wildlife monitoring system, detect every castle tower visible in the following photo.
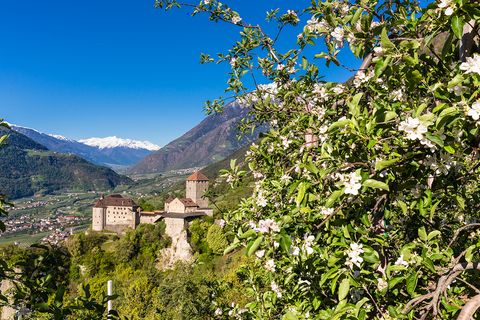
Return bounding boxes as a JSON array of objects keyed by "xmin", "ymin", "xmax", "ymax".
[
  {"xmin": 92, "ymin": 195, "xmax": 106, "ymax": 231},
  {"xmin": 186, "ymin": 171, "xmax": 209, "ymax": 209}
]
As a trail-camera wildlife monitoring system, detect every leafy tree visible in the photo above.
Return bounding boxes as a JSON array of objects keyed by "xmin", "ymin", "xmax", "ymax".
[
  {"xmin": 206, "ymin": 224, "xmax": 228, "ymax": 255},
  {"xmin": 156, "ymin": 0, "xmax": 480, "ymax": 319}
]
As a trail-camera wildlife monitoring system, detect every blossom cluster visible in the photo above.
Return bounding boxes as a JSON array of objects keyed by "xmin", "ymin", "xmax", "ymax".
[
  {"xmin": 335, "ymin": 171, "xmax": 362, "ymax": 195},
  {"xmin": 345, "ymin": 242, "xmax": 364, "ymax": 269}
]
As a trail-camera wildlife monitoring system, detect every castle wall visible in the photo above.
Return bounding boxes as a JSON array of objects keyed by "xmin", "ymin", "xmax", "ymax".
[
  {"xmin": 92, "ymin": 207, "xmax": 105, "ymax": 231},
  {"xmin": 140, "ymin": 214, "xmax": 161, "ymax": 224},
  {"xmin": 186, "ymin": 180, "xmax": 209, "ymax": 208},
  {"xmin": 105, "ymin": 206, "xmax": 136, "ymax": 229},
  {"xmin": 168, "ymin": 199, "xmax": 186, "ymax": 213},
  {"xmin": 200, "ymin": 208, "xmax": 214, "ymax": 217}
]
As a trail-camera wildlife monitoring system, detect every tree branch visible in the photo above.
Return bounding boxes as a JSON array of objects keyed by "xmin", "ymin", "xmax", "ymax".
[
  {"xmin": 457, "ymin": 293, "xmax": 480, "ymax": 320},
  {"xmin": 460, "ymin": 20, "xmax": 476, "ymax": 62},
  {"xmin": 448, "ymin": 223, "xmax": 480, "ymax": 248}
]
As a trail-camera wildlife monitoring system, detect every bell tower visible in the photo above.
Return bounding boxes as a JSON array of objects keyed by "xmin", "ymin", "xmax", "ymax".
[{"xmin": 186, "ymin": 171, "xmax": 209, "ymax": 209}]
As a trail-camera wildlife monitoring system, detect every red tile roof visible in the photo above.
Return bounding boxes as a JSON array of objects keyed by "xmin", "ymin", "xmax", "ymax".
[
  {"xmin": 94, "ymin": 194, "xmax": 137, "ymax": 208},
  {"xmin": 178, "ymin": 198, "xmax": 199, "ymax": 207},
  {"xmin": 186, "ymin": 171, "xmax": 209, "ymax": 181}
]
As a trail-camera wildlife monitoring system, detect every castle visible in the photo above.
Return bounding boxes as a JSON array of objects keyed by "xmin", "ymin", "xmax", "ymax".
[{"xmin": 92, "ymin": 171, "xmax": 213, "ymax": 233}]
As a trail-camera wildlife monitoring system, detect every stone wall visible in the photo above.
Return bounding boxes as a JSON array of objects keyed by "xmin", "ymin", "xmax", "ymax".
[
  {"xmin": 92, "ymin": 207, "xmax": 105, "ymax": 231},
  {"xmin": 167, "ymin": 199, "xmax": 186, "ymax": 213},
  {"xmin": 105, "ymin": 206, "xmax": 136, "ymax": 227},
  {"xmin": 158, "ymin": 217, "xmax": 192, "ymax": 270},
  {"xmin": 139, "ymin": 214, "xmax": 161, "ymax": 224}
]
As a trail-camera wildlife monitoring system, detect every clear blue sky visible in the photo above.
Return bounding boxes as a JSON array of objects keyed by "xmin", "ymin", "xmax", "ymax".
[{"xmin": 0, "ymin": 0, "xmax": 357, "ymax": 146}]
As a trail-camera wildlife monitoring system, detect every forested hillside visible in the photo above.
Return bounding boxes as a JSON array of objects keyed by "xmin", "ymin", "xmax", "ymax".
[{"xmin": 0, "ymin": 127, "xmax": 131, "ymax": 199}]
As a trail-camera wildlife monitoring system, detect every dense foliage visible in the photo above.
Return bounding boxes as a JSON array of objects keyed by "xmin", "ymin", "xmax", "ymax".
[
  {"xmin": 0, "ymin": 218, "xmax": 252, "ymax": 319},
  {"xmin": 156, "ymin": 0, "xmax": 480, "ymax": 319}
]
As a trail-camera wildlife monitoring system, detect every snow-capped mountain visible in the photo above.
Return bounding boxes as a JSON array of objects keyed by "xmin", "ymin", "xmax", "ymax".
[
  {"xmin": 48, "ymin": 134, "xmax": 74, "ymax": 142},
  {"xmin": 11, "ymin": 125, "xmax": 160, "ymax": 169},
  {"xmin": 79, "ymin": 136, "xmax": 160, "ymax": 151}
]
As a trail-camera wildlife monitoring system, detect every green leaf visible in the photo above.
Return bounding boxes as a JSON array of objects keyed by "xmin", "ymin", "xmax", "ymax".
[
  {"xmin": 328, "ymin": 119, "xmax": 352, "ymax": 132},
  {"xmin": 338, "ymin": 277, "xmax": 350, "ymax": 301},
  {"xmin": 283, "ymin": 311, "xmax": 299, "ymax": 320},
  {"xmin": 296, "ymin": 182, "xmax": 309, "ymax": 206},
  {"xmin": 375, "ymin": 158, "xmax": 400, "ymax": 171},
  {"xmin": 436, "ymin": 106, "xmax": 459, "ymax": 128},
  {"xmin": 425, "ymin": 133, "xmax": 444, "ymax": 147},
  {"xmin": 224, "ymin": 242, "xmax": 240, "ymax": 255},
  {"xmin": 239, "ymin": 229, "xmax": 257, "ymax": 239},
  {"xmin": 418, "ymin": 227, "xmax": 427, "ymax": 241},
  {"xmin": 444, "ymin": 145, "xmax": 455, "ymax": 154},
  {"xmin": 397, "ymin": 200, "xmax": 408, "ymax": 214},
  {"xmin": 325, "ymin": 190, "xmax": 343, "ymax": 208},
  {"xmin": 456, "ymin": 195, "xmax": 465, "ymax": 210},
  {"xmin": 427, "ymin": 230, "xmax": 441, "ymax": 241},
  {"xmin": 363, "ymin": 246, "xmax": 380, "ymax": 264},
  {"xmin": 246, "ymin": 236, "xmax": 263, "ymax": 256},
  {"xmin": 465, "ymin": 245, "xmax": 475, "ymax": 262},
  {"xmin": 348, "ymin": 93, "xmax": 363, "ymax": 117},
  {"xmin": 380, "ymin": 28, "xmax": 395, "ymax": 49},
  {"xmin": 279, "ymin": 234, "xmax": 292, "ymax": 254},
  {"xmin": 363, "ymin": 179, "xmax": 389, "ymax": 191},
  {"xmin": 451, "ymin": 15, "xmax": 464, "ymax": 39},
  {"xmin": 406, "ymin": 272, "xmax": 418, "ymax": 296}
]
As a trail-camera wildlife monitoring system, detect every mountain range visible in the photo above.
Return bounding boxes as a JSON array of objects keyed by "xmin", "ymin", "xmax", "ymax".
[
  {"xmin": 129, "ymin": 103, "xmax": 261, "ymax": 174},
  {"xmin": 0, "ymin": 127, "xmax": 131, "ymax": 199},
  {"xmin": 12, "ymin": 126, "xmax": 160, "ymax": 169}
]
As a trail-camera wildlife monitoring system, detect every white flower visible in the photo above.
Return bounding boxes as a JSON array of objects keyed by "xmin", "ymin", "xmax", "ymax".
[
  {"xmin": 394, "ymin": 254, "xmax": 409, "ymax": 267},
  {"xmin": 265, "ymin": 259, "xmax": 276, "ymax": 272},
  {"xmin": 230, "ymin": 57, "xmax": 237, "ymax": 67},
  {"xmin": 216, "ymin": 219, "xmax": 226, "ymax": 228},
  {"xmin": 232, "ymin": 15, "xmax": 242, "ymax": 24},
  {"xmin": 280, "ymin": 174, "xmax": 292, "ymax": 183},
  {"xmin": 449, "ymin": 85, "xmax": 466, "ymax": 96},
  {"xmin": 331, "ymin": 26, "xmax": 345, "ymax": 48},
  {"xmin": 203, "ymin": 0, "xmax": 211, "ymax": 4},
  {"xmin": 273, "ymin": 241, "xmax": 280, "ymax": 248},
  {"xmin": 271, "ymin": 281, "xmax": 282, "ymax": 298},
  {"xmin": 281, "ymin": 136, "xmax": 292, "ymax": 149},
  {"xmin": 253, "ymin": 171, "xmax": 264, "ymax": 179},
  {"xmin": 302, "ymin": 235, "xmax": 315, "ymax": 255},
  {"xmin": 373, "ymin": 46, "xmax": 384, "ymax": 57},
  {"xmin": 255, "ymin": 249, "xmax": 265, "ymax": 258},
  {"xmin": 276, "ymin": 63, "xmax": 285, "ymax": 71},
  {"xmin": 320, "ymin": 207, "xmax": 334, "ymax": 216},
  {"xmin": 256, "ymin": 193, "xmax": 268, "ymax": 207},
  {"xmin": 291, "ymin": 246, "xmax": 300, "ymax": 256},
  {"xmin": 214, "ymin": 308, "xmax": 222, "ymax": 316},
  {"xmin": 255, "ymin": 219, "xmax": 280, "ymax": 233},
  {"xmin": 467, "ymin": 101, "xmax": 480, "ymax": 121},
  {"xmin": 438, "ymin": 0, "xmax": 454, "ymax": 15},
  {"xmin": 313, "ymin": 83, "xmax": 329, "ymax": 100},
  {"xmin": 460, "ymin": 54, "xmax": 480, "ymax": 75},
  {"xmin": 390, "ymin": 89, "xmax": 404, "ymax": 101},
  {"xmin": 332, "ymin": 84, "xmax": 345, "ymax": 95},
  {"xmin": 342, "ymin": 172, "xmax": 362, "ymax": 195},
  {"xmin": 377, "ymin": 278, "xmax": 388, "ymax": 291},
  {"xmin": 345, "ymin": 242, "xmax": 364, "ymax": 269},
  {"xmin": 353, "ymin": 70, "xmax": 373, "ymax": 87},
  {"xmin": 398, "ymin": 117, "xmax": 429, "ymax": 141}
]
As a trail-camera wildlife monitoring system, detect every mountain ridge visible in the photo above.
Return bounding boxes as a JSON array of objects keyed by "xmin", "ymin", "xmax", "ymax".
[
  {"xmin": 129, "ymin": 103, "xmax": 261, "ymax": 174},
  {"xmin": 12, "ymin": 126, "xmax": 158, "ymax": 168}
]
